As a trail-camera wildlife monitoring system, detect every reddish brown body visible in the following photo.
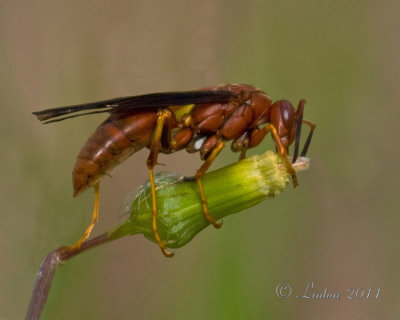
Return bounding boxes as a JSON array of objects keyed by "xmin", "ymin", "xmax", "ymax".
[
  {"xmin": 34, "ymin": 82, "xmax": 314, "ymax": 257},
  {"xmin": 72, "ymin": 84, "xmax": 301, "ymax": 197},
  {"xmin": 73, "ymin": 110, "xmax": 157, "ymax": 196}
]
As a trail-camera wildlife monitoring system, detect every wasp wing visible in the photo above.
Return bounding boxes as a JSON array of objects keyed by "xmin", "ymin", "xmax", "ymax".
[{"xmin": 33, "ymin": 90, "xmax": 237, "ymax": 124}]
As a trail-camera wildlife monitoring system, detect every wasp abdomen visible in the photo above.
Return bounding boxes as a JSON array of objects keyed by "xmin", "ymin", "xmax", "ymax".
[{"xmin": 73, "ymin": 111, "xmax": 157, "ymax": 196}]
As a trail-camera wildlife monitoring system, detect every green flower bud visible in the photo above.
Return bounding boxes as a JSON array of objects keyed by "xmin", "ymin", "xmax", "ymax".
[{"xmin": 107, "ymin": 151, "xmax": 309, "ymax": 249}]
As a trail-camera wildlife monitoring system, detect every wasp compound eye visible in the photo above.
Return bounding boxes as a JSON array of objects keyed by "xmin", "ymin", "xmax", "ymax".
[{"xmin": 278, "ymin": 100, "xmax": 295, "ymax": 130}]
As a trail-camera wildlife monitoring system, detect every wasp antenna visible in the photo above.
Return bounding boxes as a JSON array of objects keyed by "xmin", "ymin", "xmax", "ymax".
[
  {"xmin": 292, "ymin": 99, "xmax": 306, "ymax": 163},
  {"xmin": 300, "ymin": 119, "xmax": 316, "ymax": 157}
]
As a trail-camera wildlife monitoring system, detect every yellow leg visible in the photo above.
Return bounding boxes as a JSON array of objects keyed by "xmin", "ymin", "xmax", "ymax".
[
  {"xmin": 195, "ymin": 140, "xmax": 225, "ymax": 228},
  {"xmin": 68, "ymin": 182, "xmax": 100, "ymax": 251},
  {"xmin": 147, "ymin": 110, "xmax": 174, "ymax": 257},
  {"xmin": 264, "ymin": 124, "xmax": 298, "ymax": 187}
]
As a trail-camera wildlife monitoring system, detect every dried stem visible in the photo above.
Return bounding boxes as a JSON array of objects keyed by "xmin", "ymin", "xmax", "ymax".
[{"xmin": 25, "ymin": 232, "xmax": 113, "ymax": 320}]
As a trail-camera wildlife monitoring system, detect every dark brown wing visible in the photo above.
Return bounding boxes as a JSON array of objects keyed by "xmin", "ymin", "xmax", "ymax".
[{"xmin": 33, "ymin": 90, "xmax": 237, "ymax": 124}]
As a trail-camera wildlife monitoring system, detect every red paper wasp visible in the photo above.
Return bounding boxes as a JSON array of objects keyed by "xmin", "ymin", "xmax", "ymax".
[{"xmin": 33, "ymin": 84, "xmax": 315, "ymax": 257}]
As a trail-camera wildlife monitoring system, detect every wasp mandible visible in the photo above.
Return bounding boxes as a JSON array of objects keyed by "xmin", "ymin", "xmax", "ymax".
[{"xmin": 33, "ymin": 84, "xmax": 316, "ymax": 257}]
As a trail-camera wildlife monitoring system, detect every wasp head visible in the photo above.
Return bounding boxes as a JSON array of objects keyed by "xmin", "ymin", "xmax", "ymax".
[{"xmin": 269, "ymin": 99, "xmax": 305, "ymax": 162}]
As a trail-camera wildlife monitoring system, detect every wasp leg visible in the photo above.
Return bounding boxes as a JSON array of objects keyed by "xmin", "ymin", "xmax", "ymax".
[
  {"xmin": 195, "ymin": 140, "xmax": 225, "ymax": 228},
  {"xmin": 67, "ymin": 182, "xmax": 100, "ymax": 251},
  {"xmin": 239, "ymin": 138, "xmax": 249, "ymax": 161},
  {"xmin": 300, "ymin": 119, "xmax": 316, "ymax": 157},
  {"xmin": 231, "ymin": 132, "xmax": 249, "ymax": 161},
  {"xmin": 147, "ymin": 109, "xmax": 174, "ymax": 258},
  {"xmin": 263, "ymin": 124, "xmax": 298, "ymax": 187}
]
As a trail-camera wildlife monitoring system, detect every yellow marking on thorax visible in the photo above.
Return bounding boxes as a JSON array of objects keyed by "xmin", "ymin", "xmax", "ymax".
[{"xmin": 170, "ymin": 104, "xmax": 195, "ymax": 122}]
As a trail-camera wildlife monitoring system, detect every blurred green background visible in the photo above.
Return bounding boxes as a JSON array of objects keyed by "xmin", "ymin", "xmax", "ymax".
[{"xmin": 1, "ymin": 0, "xmax": 399, "ymax": 319}]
